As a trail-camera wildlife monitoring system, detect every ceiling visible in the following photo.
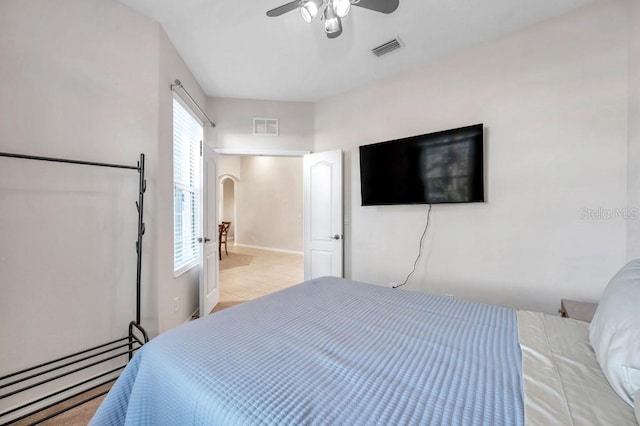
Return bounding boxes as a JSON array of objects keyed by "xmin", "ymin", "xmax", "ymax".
[{"xmin": 117, "ymin": 0, "xmax": 597, "ymax": 102}]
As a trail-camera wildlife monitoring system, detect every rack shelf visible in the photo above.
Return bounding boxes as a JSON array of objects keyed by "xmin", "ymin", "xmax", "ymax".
[{"xmin": 0, "ymin": 152, "xmax": 149, "ymax": 425}]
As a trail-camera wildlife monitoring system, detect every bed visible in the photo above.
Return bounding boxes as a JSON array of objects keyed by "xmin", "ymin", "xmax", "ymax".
[{"xmin": 90, "ymin": 265, "xmax": 640, "ymax": 425}]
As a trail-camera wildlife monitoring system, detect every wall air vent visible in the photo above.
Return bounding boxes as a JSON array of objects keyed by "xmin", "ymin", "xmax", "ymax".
[
  {"xmin": 372, "ymin": 38, "xmax": 403, "ymax": 57},
  {"xmin": 253, "ymin": 118, "xmax": 279, "ymax": 136}
]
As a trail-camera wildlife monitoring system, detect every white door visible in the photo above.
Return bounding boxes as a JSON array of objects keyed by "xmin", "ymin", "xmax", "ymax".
[
  {"xmin": 200, "ymin": 142, "xmax": 219, "ymax": 316},
  {"xmin": 303, "ymin": 150, "xmax": 343, "ymax": 280}
]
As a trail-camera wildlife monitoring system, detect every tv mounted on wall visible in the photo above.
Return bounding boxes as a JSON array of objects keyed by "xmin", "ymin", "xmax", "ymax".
[{"xmin": 359, "ymin": 124, "xmax": 485, "ymax": 206}]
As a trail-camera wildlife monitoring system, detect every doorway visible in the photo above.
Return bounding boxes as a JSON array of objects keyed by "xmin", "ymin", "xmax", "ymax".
[
  {"xmin": 215, "ymin": 155, "xmax": 304, "ymax": 311},
  {"xmin": 220, "ymin": 177, "xmax": 235, "ymax": 242}
]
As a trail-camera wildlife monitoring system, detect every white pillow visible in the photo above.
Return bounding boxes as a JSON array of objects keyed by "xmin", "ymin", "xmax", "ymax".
[{"xmin": 589, "ymin": 259, "xmax": 640, "ymax": 407}]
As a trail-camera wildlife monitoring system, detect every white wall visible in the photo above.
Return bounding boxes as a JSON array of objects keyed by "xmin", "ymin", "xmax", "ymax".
[
  {"xmin": 206, "ymin": 97, "xmax": 311, "ymax": 254},
  {"xmin": 628, "ymin": 0, "xmax": 640, "ymax": 260},
  {"xmin": 0, "ymin": 0, "xmax": 159, "ymax": 378},
  {"xmin": 315, "ymin": 0, "xmax": 629, "ymax": 314},
  {"xmin": 0, "ymin": 0, "xmax": 206, "ymax": 384},
  {"xmin": 218, "ymin": 156, "xmax": 242, "ymax": 180},
  {"xmin": 206, "ymin": 97, "xmax": 314, "ymax": 153},
  {"xmin": 235, "ymin": 156, "xmax": 303, "ymax": 252}
]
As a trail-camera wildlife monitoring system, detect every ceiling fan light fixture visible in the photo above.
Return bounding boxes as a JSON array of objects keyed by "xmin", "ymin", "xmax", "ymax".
[
  {"xmin": 266, "ymin": 0, "xmax": 399, "ymax": 40},
  {"xmin": 324, "ymin": 2, "xmax": 340, "ymax": 34},
  {"xmin": 300, "ymin": 0, "xmax": 320, "ymax": 23},
  {"xmin": 333, "ymin": 0, "xmax": 351, "ymax": 18}
]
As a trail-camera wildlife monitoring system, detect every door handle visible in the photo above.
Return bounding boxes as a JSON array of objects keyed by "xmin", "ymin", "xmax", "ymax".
[
  {"xmin": 198, "ymin": 237, "xmax": 212, "ymax": 243},
  {"xmin": 330, "ymin": 234, "xmax": 341, "ymax": 240}
]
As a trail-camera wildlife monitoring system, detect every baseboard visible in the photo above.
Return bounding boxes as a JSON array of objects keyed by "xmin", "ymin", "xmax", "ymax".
[
  {"xmin": 187, "ymin": 307, "xmax": 199, "ymax": 322},
  {"xmin": 234, "ymin": 243, "xmax": 303, "ymax": 256}
]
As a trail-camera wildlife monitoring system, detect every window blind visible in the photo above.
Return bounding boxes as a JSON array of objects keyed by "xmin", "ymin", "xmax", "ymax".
[{"xmin": 173, "ymin": 97, "xmax": 203, "ymax": 272}]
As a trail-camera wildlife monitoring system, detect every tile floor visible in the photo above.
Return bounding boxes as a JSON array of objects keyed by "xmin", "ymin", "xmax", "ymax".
[{"xmin": 218, "ymin": 244, "xmax": 303, "ymax": 304}]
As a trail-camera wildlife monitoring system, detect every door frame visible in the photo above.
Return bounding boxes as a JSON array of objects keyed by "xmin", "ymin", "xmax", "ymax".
[
  {"xmin": 214, "ymin": 148, "xmax": 310, "ymax": 157},
  {"xmin": 214, "ymin": 148, "xmax": 311, "ymax": 254},
  {"xmin": 213, "ymin": 148, "xmax": 312, "ymax": 270}
]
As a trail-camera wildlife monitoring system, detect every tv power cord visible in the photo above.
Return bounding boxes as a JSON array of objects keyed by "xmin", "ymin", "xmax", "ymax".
[{"xmin": 392, "ymin": 204, "xmax": 432, "ymax": 289}]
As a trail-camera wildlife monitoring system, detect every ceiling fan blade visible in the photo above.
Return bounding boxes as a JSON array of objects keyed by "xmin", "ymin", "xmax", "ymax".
[
  {"xmin": 327, "ymin": 17, "xmax": 343, "ymax": 39},
  {"xmin": 351, "ymin": 0, "xmax": 399, "ymax": 14},
  {"xmin": 266, "ymin": 0, "xmax": 300, "ymax": 17}
]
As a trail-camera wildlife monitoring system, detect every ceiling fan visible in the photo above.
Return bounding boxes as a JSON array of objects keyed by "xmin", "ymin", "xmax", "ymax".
[{"xmin": 266, "ymin": 0, "xmax": 399, "ymax": 39}]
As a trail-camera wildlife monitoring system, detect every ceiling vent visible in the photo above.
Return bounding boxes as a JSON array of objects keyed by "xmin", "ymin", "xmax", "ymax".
[
  {"xmin": 372, "ymin": 38, "xmax": 403, "ymax": 57},
  {"xmin": 253, "ymin": 118, "xmax": 279, "ymax": 136}
]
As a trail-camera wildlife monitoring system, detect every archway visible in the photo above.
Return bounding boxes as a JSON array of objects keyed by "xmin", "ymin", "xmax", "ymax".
[{"xmin": 219, "ymin": 176, "xmax": 236, "ymax": 241}]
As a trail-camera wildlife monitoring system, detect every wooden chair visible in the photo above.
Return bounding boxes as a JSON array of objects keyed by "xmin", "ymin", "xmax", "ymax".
[{"xmin": 218, "ymin": 221, "xmax": 231, "ymax": 260}]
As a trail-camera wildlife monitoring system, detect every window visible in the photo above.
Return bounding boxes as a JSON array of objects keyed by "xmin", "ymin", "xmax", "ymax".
[{"xmin": 173, "ymin": 96, "xmax": 203, "ymax": 273}]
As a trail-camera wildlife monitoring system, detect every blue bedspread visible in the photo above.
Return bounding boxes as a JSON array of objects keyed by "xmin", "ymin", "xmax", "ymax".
[{"xmin": 91, "ymin": 277, "xmax": 523, "ymax": 425}]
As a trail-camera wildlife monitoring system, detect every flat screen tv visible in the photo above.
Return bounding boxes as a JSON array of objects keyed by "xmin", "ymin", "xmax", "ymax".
[{"xmin": 359, "ymin": 124, "xmax": 484, "ymax": 206}]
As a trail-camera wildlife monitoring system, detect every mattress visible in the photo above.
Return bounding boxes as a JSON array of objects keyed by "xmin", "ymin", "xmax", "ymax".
[
  {"xmin": 518, "ymin": 310, "xmax": 637, "ymax": 425},
  {"xmin": 90, "ymin": 277, "xmax": 524, "ymax": 425}
]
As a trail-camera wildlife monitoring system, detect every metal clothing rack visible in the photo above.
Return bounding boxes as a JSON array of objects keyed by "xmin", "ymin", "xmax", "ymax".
[{"xmin": 0, "ymin": 152, "xmax": 149, "ymax": 426}]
